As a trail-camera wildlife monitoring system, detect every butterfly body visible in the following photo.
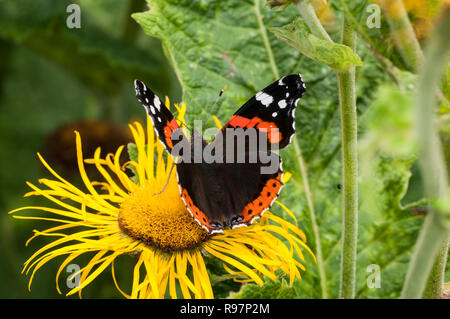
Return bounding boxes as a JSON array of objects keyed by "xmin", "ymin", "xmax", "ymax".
[{"xmin": 134, "ymin": 74, "xmax": 306, "ymax": 234}]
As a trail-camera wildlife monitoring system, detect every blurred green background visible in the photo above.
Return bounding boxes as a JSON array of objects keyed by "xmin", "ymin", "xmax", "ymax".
[{"xmin": 0, "ymin": 0, "xmax": 182, "ymax": 298}]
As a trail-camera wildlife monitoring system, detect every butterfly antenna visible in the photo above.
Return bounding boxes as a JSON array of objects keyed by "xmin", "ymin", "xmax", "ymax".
[
  {"xmin": 153, "ymin": 162, "xmax": 176, "ymax": 196},
  {"xmin": 210, "ymin": 87, "xmax": 225, "ymax": 116},
  {"xmin": 176, "ymin": 118, "xmax": 193, "ymax": 133},
  {"xmin": 172, "ymin": 87, "xmax": 226, "ymax": 136}
]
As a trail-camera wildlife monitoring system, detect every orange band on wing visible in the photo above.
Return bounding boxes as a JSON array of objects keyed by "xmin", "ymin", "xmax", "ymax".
[
  {"xmin": 168, "ymin": 118, "xmax": 179, "ymax": 130},
  {"xmin": 181, "ymin": 187, "xmax": 212, "ymax": 230},
  {"xmin": 163, "ymin": 118, "xmax": 179, "ymax": 149},
  {"xmin": 239, "ymin": 172, "xmax": 283, "ymax": 224},
  {"xmin": 226, "ymin": 115, "xmax": 282, "ymax": 144}
]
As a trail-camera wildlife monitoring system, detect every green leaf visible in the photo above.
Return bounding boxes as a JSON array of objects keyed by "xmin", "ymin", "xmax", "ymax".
[
  {"xmin": 360, "ymin": 85, "xmax": 416, "ymax": 159},
  {"xmin": 127, "ymin": 143, "xmax": 139, "ymax": 184},
  {"xmin": 127, "ymin": 143, "xmax": 139, "ymax": 162},
  {"xmin": 134, "ymin": 0, "xmax": 423, "ymax": 298},
  {"xmin": 270, "ymin": 17, "xmax": 363, "ymax": 71},
  {"xmin": 133, "ymin": 0, "xmax": 303, "ymax": 124},
  {"xmin": 356, "ymin": 155, "xmax": 422, "ymax": 298}
]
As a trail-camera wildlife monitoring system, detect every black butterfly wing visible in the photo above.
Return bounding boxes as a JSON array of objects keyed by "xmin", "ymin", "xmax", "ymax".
[
  {"xmin": 221, "ymin": 74, "xmax": 306, "ymax": 149},
  {"xmin": 134, "ymin": 80, "xmax": 185, "ymax": 152},
  {"xmin": 176, "ymin": 153, "xmax": 283, "ymax": 234},
  {"xmin": 218, "ymin": 156, "xmax": 284, "ymax": 229}
]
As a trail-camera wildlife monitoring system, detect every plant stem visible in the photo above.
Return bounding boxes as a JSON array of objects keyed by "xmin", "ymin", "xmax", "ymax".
[
  {"xmin": 337, "ymin": 0, "xmax": 402, "ymax": 86},
  {"xmin": 337, "ymin": 17, "xmax": 358, "ymax": 299},
  {"xmin": 377, "ymin": 1, "xmax": 449, "ymax": 105},
  {"xmin": 296, "ymin": 0, "xmax": 359, "ymax": 299},
  {"xmin": 296, "ymin": 0, "xmax": 332, "ymax": 42},
  {"xmin": 293, "ymin": 139, "xmax": 328, "ymax": 299},
  {"xmin": 422, "ymin": 237, "xmax": 450, "ymax": 298},
  {"xmin": 255, "ymin": 0, "xmax": 280, "ymax": 79},
  {"xmin": 377, "ymin": 0, "xmax": 424, "ymax": 72},
  {"xmin": 401, "ymin": 215, "xmax": 449, "ymax": 298},
  {"xmin": 294, "ymin": 0, "xmax": 332, "ymax": 299},
  {"xmin": 400, "ymin": 8, "xmax": 450, "ymax": 299}
]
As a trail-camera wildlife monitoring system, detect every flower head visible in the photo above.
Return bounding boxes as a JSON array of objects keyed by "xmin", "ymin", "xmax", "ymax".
[{"xmin": 10, "ymin": 98, "xmax": 314, "ymax": 298}]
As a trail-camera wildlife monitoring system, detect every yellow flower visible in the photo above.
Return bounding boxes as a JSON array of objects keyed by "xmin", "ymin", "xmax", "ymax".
[{"xmin": 10, "ymin": 98, "xmax": 315, "ymax": 299}]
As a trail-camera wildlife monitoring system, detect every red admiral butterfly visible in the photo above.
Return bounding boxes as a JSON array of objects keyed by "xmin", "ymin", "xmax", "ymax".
[{"xmin": 134, "ymin": 74, "xmax": 306, "ymax": 234}]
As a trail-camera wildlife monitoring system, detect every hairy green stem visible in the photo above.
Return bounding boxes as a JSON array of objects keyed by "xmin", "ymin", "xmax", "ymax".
[
  {"xmin": 337, "ymin": 17, "xmax": 358, "ymax": 299},
  {"xmin": 422, "ymin": 236, "xmax": 450, "ymax": 298},
  {"xmin": 377, "ymin": 1, "xmax": 448, "ymax": 106},
  {"xmin": 296, "ymin": 0, "xmax": 332, "ymax": 42},
  {"xmin": 401, "ymin": 215, "xmax": 449, "ymax": 298},
  {"xmin": 337, "ymin": 0, "xmax": 402, "ymax": 86},
  {"xmin": 378, "ymin": 0, "xmax": 424, "ymax": 72},
  {"xmin": 400, "ymin": 9, "xmax": 450, "ymax": 299}
]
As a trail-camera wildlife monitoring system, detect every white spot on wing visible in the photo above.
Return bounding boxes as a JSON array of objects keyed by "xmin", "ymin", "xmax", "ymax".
[
  {"xmin": 272, "ymin": 112, "xmax": 277, "ymax": 117},
  {"xmin": 288, "ymin": 134, "xmax": 294, "ymax": 146},
  {"xmin": 154, "ymin": 96, "xmax": 161, "ymax": 111},
  {"xmin": 278, "ymin": 100, "xmax": 287, "ymax": 109},
  {"xmin": 256, "ymin": 91, "xmax": 273, "ymax": 107},
  {"xmin": 292, "ymin": 108, "xmax": 296, "ymax": 127}
]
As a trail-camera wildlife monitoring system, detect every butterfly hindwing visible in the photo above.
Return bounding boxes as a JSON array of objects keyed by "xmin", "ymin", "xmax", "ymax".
[
  {"xmin": 176, "ymin": 154, "xmax": 283, "ymax": 233},
  {"xmin": 219, "ymin": 155, "xmax": 284, "ymax": 229},
  {"xmin": 134, "ymin": 80, "xmax": 183, "ymax": 152}
]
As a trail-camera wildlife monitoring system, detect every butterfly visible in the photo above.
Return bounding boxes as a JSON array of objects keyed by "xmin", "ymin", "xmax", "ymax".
[{"xmin": 134, "ymin": 74, "xmax": 306, "ymax": 234}]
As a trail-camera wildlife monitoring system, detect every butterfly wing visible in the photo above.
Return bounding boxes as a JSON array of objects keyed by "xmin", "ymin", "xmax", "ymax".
[
  {"xmin": 219, "ymin": 156, "xmax": 284, "ymax": 229},
  {"xmin": 221, "ymin": 74, "xmax": 306, "ymax": 149},
  {"xmin": 134, "ymin": 80, "xmax": 184, "ymax": 151},
  {"xmin": 176, "ymin": 155, "xmax": 283, "ymax": 234}
]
